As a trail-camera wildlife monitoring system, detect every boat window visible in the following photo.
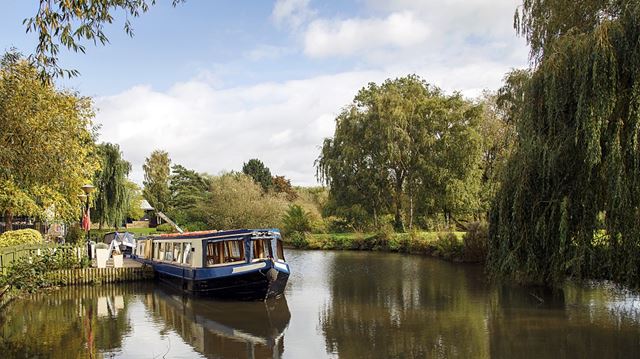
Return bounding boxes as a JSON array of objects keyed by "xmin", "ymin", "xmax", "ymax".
[
  {"xmin": 252, "ymin": 239, "xmax": 273, "ymax": 260},
  {"xmin": 158, "ymin": 242, "xmax": 165, "ymax": 260},
  {"xmin": 277, "ymin": 239, "xmax": 285, "ymax": 261},
  {"xmin": 206, "ymin": 240, "xmax": 245, "ymax": 265},
  {"xmin": 206, "ymin": 242, "xmax": 223, "ymax": 265},
  {"xmin": 173, "ymin": 243, "xmax": 182, "ymax": 263},
  {"xmin": 165, "ymin": 243, "xmax": 174, "ymax": 261},
  {"xmin": 183, "ymin": 243, "xmax": 192, "ymax": 265},
  {"xmin": 225, "ymin": 240, "xmax": 245, "ymax": 262}
]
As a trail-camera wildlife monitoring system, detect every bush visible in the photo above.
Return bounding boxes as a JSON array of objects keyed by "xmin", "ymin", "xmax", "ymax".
[
  {"xmin": 1, "ymin": 246, "xmax": 88, "ymax": 292},
  {"xmin": 463, "ymin": 221, "xmax": 488, "ymax": 262},
  {"xmin": 156, "ymin": 223, "xmax": 175, "ymax": 232},
  {"xmin": 325, "ymin": 216, "xmax": 351, "ymax": 233},
  {"xmin": 434, "ymin": 232, "xmax": 464, "ymax": 260},
  {"xmin": 65, "ymin": 224, "xmax": 85, "ymax": 244},
  {"xmin": 0, "ymin": 229, "xmax": 43, "ymax": 248},
  {"xmin": 182, "ymin": 221, "xmax": 209, "ymax": 232},
  {"xmin": 282, "ymin": 205, "xmax": 312, "ymax": 235},
  {"xmin": 287, "ymin": 232, "xmax": 308, "ymax": 248}
]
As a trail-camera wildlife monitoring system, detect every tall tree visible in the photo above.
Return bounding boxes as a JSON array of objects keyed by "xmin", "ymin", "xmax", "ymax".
[
  {"xmin": 242, "ymin": 159, "xmax": 273, "ymax": 192},
  {"xmin": 92, "ymin": 143, "xmax": 132, "ymax": 229},
  {"xmin": 142, "ymin": 150, "xmax": 171, "ymax": 213},
  {"xmin": 168, "ymin": 164, "xmax": 210, "ymax": 225},
  {"xmin": 0, "ymin": 52, "xmax": 98, "ymax": 229},
  {"xmin": 24, "ymin": 0, "xmax": 184, "ymax": 78},
  {"xmin": 317, "ymin": 75, "xmax": 483, "ymax": 231},
  {"xmin": 489, "ymin": 1, "xmax": 640, "ymax": 286},
  {"xmin": 124, "ymin": 180, "xmax": 144, "ymax": 221}
]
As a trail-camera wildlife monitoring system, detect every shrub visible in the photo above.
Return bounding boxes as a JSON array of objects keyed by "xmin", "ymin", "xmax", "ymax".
[
  {"xmin": 183, "ymin": 221, "xmax": 209, "ymax": 232},
  {"xmin": 434, "ymin": 232, "xmax": 464, "ymax": 260},
  {"xmin": 0, "ymin": 229, "xmax": 43, "ymax": 248},
  {"xmin": 463, "ymin": 221, "xmax": 488, "ymax": 262},
  {"xmin": 325, "ymin": 216, "xmax": 351, "ymax": 233},
  {"xmin": 65, "ymin": 224, "xmax": 85, "ymax": 244},
  {"xmin": 95, "ymin": 242, "xmax": 108, "ymax": 249},
  {"xmin": 287, "ymin": 232, "xmax": 308, "ymax": 248},
  {"xmin": 282, "ymin": 205, "xmax": 312, "ymax": 235},
  {"xmin": 1, "ymin": 247, "xmax": 87, "ymax": 292},
  {"xmin": 156, "ymin": 223, "xmax": 175, "ymax": 232}
]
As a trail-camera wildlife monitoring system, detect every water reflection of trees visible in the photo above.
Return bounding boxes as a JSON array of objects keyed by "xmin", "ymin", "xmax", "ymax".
[
  {"xmin": 320, "ymin": 252, "xmax": 490, "ymax": 358},
  {"xmin": 144, "ymin": 285, "xmax": 291, "ymax": 359},
  {"xmin": 488, "ymin": 284, "xmax": 640, "ymax": 358},
  {"xmin": 0, "ymin": 284, "xmax": 136, "ymax": 358},
  {"xmin": 320, "ymin": 252, "xmax": 640, "ymax": 359}
]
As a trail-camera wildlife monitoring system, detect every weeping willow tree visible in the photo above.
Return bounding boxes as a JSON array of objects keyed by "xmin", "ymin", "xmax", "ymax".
[
  {"xmin": 93, "ymin": 143, "xmax": 132, "ymax": 229},
  {"xmin": 489, "ymin": 1, "xmax": 640, "ymax": 286}
]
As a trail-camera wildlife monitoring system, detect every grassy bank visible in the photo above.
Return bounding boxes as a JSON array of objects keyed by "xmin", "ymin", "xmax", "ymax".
[{"xmin": 288, "ymin": 229, "xmax": 486, "ymax": 263}]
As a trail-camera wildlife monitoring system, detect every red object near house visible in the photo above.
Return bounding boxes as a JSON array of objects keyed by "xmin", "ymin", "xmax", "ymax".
[{"xmin": 82, "ymin": 209, "xmax": 91, "ymax": 232}]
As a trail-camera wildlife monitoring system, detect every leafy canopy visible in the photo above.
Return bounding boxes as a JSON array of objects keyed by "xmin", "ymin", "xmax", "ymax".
[
  {"xmin": 489, "ymin": 0, "xmax": 640, "ymax": 286},
  {"xmin": 317, "ymin": 75, "xmax": 484, "ymax": 231},
  {"xmin": 142, "ymin": 149, "xmax": 171, "ymax": 212},
  {"xmin": 92, "ymin": 143, "xmax": 132, "ymax": 228},
  {"xmin": 242, "ymin": 159, "xmax": 273, "ymax": 192},
  {"xmin": 0, "ymin": 52, "xmax": 98, "ymax": 222}
]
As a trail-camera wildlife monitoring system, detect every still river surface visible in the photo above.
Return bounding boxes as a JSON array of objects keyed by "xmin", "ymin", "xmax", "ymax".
[{"xmin": 1, "ymin": 249, "xmax": 640, "ymax": 358}]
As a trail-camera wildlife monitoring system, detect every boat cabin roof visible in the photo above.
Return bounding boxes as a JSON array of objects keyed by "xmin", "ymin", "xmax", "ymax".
[{"xmin": 152, "ymin": 228, "xmax": 280, "ymax": 241}]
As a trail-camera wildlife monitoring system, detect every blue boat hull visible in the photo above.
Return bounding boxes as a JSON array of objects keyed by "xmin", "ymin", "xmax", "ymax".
[{"xmin": 140, "ymin": 259, "xmax": 290, "ymax": 301}]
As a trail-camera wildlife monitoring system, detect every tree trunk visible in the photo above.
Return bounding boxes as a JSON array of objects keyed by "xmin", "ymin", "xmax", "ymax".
[
  {"xmin": 373, "ymin": 207, "xmax": 378, "ymax": 228},
  {"xmin": 409, "ymin": 190, "xmax": 414, "ymax": 230},
  {"xmin": 394, "ymin": 173, "xmax": 405, "ymax": 232},
  {"xmin": 4, "ymin": 209, "xmax": 13, "ymax": 232}
]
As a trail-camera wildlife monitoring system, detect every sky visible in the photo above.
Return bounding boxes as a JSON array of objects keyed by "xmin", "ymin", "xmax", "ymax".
[{"xmin": 1, "ymin": 0, "xmax": 529, "ymax": 186}]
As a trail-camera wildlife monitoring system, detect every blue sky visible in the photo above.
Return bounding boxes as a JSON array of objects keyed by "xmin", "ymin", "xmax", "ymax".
[{"xmin": 1, "ymin": 0, "xmax": 528, "ymax": 185}]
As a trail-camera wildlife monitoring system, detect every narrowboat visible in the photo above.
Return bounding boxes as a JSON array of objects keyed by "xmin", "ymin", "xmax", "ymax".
[{"xmin": 134, "ymin": 229, "xmax": 290, "ymax": 300}]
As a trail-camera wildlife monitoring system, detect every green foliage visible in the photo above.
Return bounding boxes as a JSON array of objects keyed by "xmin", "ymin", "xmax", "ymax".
[
  {"xmin": 182, "ymin": 221, "xmax": 209, "ymax": 232},
  {"xmin": 168, "ymin": 164, "xmax": 210, "ymax": 226},
  {"xmin": 490, "ymin": 1, "xmax": 640, "ymax": 286},
  {"xmin": 64, "ymin": 224, "xmax": 85, "ymax": 245},
  {"xmin": 288, "ymin": 231, "xmax": 309, "ymax": 249},
  {"xmin": 282, "ymin": 205, "xmax": 312, "ymax": 235},
  {"xmin": 462, "ymin": 222, "xmax": 488, "ymax": 262},
  {"xmin": 155, "ymin": 223, "xmax": 175, "ymax": 233},
  {"xmin": 92, "ymin": 143, "xmax": 132, "ymax": 229},
  {"xmin": 143, "ymin": 150, "xmax": 171, "ymax": 213},
  {"xmin": 23, "ymin": 0, "xmax": 184, "ymax": 78},
  {"xmin": 324, "ymin": 216, "xmax": 351, "ymax": 233},
  {"xmin": 0, "ymin": 229, "xmax": 43, "ymax": 248},
  {"xmin": 0, "ymin": 53, "xmax": 99, "ymax": 225},
  {"xmin": 125, "ymin": 180, "xmax": 145, "ymax": 220},
  {"xmin": 317, "ymin": 75, "xmax": 484, "ymax": 232},
  {"xmin": 1, "ymin": 246, "xmax": 88, "ymax": 293},
  {"xmin": 433, "ymin": 232, "xmax": 464, "ymax": 260},
  {"xmin": 242, "ymin": 159, "xmax": 273, "ymax": 192},
  {"xmin": 95, "ymin": 242, "xmax": 108, "ymax": 249},
  {"xmin": 196, "ymin": 172, "xmax": 287, "ymax": 229}
]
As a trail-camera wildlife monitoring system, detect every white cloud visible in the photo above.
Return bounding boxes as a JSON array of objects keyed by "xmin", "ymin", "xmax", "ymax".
[
  {"xmin": 95, "ymin": 71, "xmax": 384, "ymax": 187},
  {"xmin": 271, "ymin": 0, "xmax": 315, "ymax": 29},
  {"xmin": 304, "ymin": 11, "xmax": 429, "ymax": 58}
]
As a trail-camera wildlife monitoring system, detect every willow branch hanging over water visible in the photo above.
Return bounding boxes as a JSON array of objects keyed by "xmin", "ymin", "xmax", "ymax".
[{"xmin": 489, "ymin": 1, "xmax": 640, "ymax": 286}]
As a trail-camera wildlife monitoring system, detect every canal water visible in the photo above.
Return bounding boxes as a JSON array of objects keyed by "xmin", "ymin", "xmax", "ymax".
[{"xmin": 1, "ymin": 249, "xmax": 640, "ymax": 358}]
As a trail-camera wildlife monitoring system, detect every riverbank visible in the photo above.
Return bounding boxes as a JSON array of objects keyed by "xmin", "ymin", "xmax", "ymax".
[{"xmin": 286, "ymin": 228, "xmax": 487, "ymax": 263}]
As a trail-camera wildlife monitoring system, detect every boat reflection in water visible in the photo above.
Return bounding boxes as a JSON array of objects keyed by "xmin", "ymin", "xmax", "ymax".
[{"xmin": 144, "ymin": 283, "xmax": 291, "ymax": 358}]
